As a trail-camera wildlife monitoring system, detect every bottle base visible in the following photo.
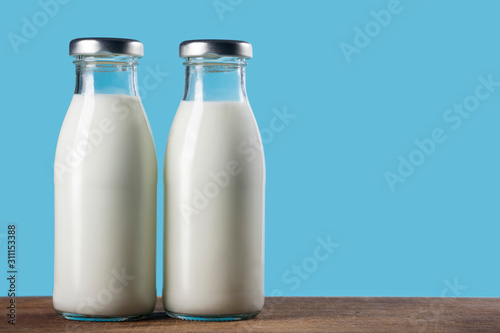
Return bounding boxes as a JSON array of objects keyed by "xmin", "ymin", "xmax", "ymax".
[
  {"xmin": 165, "ymin": 310, "xmax": 260, "ymax": 322},
  {"xmin": 56, "ymin": 311, "xmax": 150, "ymax": 322}
]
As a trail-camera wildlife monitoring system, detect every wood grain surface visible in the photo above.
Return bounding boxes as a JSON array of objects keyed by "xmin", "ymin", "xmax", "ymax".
[{"xmin": 1, "ymin": 296, "xmax": 499, "ymax": 332}]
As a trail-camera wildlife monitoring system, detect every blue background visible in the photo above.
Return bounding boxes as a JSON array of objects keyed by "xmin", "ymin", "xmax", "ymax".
[{"xmin": 1, "ymin": 0, "xmax": 499, "ymax": 297}]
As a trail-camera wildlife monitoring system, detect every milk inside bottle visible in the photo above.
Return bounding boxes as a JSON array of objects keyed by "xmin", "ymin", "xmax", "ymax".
[
  {"xmin": 163, "ymin": 40, "xmax": 265, "ymax": 321},
  {"xmin": 53, "ymin": 38, "xmax": 157, "ymax": 321}
]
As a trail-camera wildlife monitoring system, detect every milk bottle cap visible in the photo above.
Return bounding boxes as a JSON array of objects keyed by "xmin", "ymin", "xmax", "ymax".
[
  {"xmin": 179, "ymin": 39, "xmax": 252, "ymax": 58},
  {"xmin": 69, "ymin": 38, "xmax": 144, "ymax": 57}
]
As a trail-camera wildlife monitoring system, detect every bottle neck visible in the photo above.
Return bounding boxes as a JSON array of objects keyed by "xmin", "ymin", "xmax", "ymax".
[
  {"xmin": 182, "ymin": 57, "xmax": 248, "ymax": 102},
  {"xmin": 74, "ymin": 55, "xmax": 140, "ymax": 96}
]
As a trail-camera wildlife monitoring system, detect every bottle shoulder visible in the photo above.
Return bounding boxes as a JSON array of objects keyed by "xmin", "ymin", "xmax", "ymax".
[
  {"xmin": 55, "ymin": 93, "xmax": 157, "ymax": 183},
  {"xmin": 165, "ymin": 100, "xmax": 264, "ymax": 175}
]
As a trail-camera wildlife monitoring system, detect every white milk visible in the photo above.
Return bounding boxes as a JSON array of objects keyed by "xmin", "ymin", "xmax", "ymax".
[
  {"xmin": 163, "ymin": 101, "xmax": 265, "ymax": 316},
  {"xmin": 53, "ymin": 93, "xmax": 157, "ymax": 318}
]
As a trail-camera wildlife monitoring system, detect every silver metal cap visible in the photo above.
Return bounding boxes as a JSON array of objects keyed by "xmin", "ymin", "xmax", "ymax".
[
  {"xmin": 69, "ymin": 38, "xmax": 144, "ymax": 57},
  {"xmin": 179, "ymin": 39, "xmax": 252, "ymax": 58}
]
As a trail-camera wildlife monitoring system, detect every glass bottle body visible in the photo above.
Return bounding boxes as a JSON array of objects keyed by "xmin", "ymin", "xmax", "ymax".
[
  {"xmin": 53, "ymin": 55, "xmax": 157, "ymax": 321},
  {"xmin": 163, "ymin": 57, "xmax": 265, "ymax": 321}
]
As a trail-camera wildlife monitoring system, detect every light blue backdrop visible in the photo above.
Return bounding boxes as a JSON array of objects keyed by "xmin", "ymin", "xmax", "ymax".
[{"xmin": 1, "ymin": 0, "xmax": 499, "ymax": 297}]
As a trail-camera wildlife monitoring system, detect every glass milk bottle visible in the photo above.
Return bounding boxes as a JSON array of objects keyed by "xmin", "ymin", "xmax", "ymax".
[
  {"xmin": 53, "ymin": 38, "xmax": 157, "ymax": 321},
  {"xmin": 164, "ymin": 40, "xmax": 265, "ymax": 321}
]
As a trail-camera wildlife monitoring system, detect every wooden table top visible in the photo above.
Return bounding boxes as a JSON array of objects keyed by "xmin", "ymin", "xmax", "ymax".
[{"xmin": 1, "ymin": 296, "xmax": 499, "ymax": 332}]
